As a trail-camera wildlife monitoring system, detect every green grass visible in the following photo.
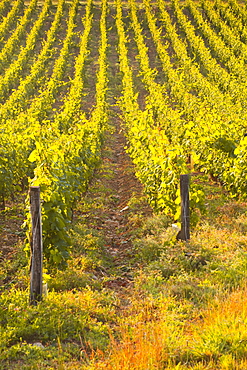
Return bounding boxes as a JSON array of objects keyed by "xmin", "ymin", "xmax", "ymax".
[{"xmin": 2, "ymin": 174, "xmax": 247, "ymax": 369}]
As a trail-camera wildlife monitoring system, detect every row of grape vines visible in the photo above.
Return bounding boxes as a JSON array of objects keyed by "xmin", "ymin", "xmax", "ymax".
[
  {"xmin": 1, "ymin": 0, "xmax": 247, "ymax": 265},
  {"xmin": 1, "ymin": 0, "xmax": 108, "ymax": 266}
]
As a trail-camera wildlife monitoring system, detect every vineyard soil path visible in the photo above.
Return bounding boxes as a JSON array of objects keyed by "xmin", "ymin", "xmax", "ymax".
[{"xmin": 76, "ymin": 6, "xmax": 153, "ymax": 290}]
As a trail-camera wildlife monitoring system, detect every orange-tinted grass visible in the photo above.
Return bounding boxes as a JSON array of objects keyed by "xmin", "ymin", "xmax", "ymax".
[
  {"xmin": 86, "ymin": 289, "xmax": 247, "ymax": 369},
  {"xmin": 85, "ymin": 297, "xmax": 190, "ymax": 369},
  {"xmin": 89, "ymin": 322, "xmax": 177, "ymax": 369},
  {"xmin": 183, "ymin": 288, "xmax": 247, "ymax": 366}
]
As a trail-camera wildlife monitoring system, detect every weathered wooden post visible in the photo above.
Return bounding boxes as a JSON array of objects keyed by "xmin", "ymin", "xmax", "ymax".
[
  {"xmin": 179, "ymin": 174, "xmax": 190, "ymax": 241},
  {"xmin": 30, "ymin": 186, "xmax": 43, "ymax": 305},
  {"xmin": 0, "ymin": 183, "xmax": 5, "ymax": 210}
]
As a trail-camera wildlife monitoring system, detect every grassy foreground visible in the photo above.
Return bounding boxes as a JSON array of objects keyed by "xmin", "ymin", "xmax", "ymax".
[{"xmin": 1, "ymin": 156, "xmax": 247, "ymax": 370}]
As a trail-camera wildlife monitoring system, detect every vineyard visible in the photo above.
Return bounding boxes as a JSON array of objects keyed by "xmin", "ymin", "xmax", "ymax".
[
  {"xmin": 2, "ymin": 0, "xmax": 247, "ymax": 368},
  {"xmin": 1, "ymin": 0, "xmax": 247, "ymax": 263}
]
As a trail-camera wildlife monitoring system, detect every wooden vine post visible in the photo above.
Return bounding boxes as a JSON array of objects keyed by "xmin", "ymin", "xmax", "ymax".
[
  {"xmin": 179, "ymin": 174, "xmax": 190, "ymax": 241},
  {"xmin": 30, "ymin": 186, "xmax": 43, "ymax": 305}
]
